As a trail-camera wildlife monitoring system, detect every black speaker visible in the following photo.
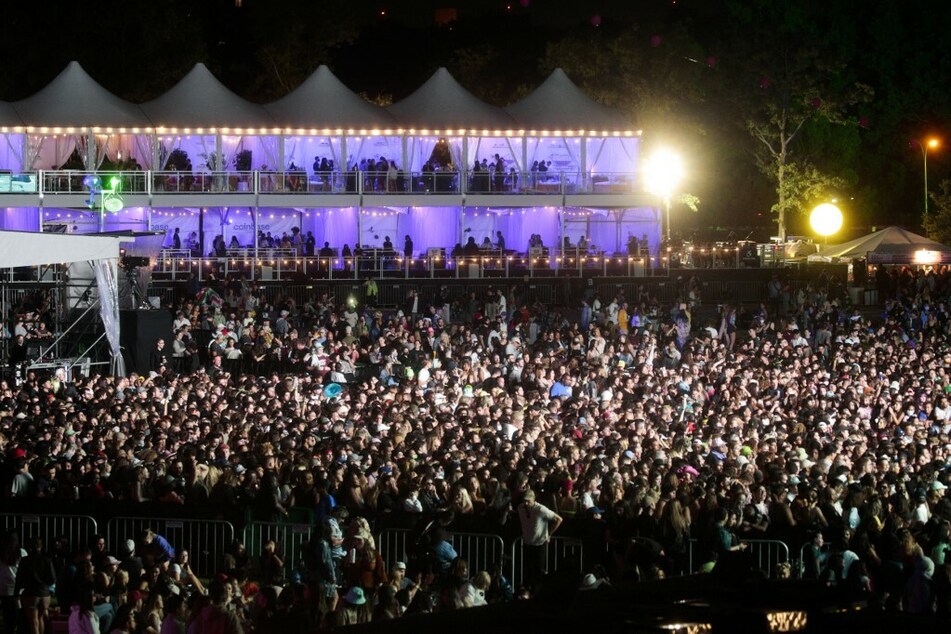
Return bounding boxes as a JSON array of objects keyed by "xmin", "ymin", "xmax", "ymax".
[{"xmin": 120, "ymin": 310, "xmax": 174, "ymax": 375}]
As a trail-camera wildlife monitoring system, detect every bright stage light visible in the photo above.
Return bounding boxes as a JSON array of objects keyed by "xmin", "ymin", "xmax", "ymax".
[
  {"xmin": 645, "ymin": 149, "xmax": 684, "ymax": 199},
  {"xmin": 809, "ymin": 203, "xmax": 843, "ymax": 237}
]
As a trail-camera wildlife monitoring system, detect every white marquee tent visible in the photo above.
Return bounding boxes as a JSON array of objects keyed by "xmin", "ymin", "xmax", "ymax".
[
  {"xmin": 265, "ymin": 65, "xmax": 395, "ymax": 129},
  {"xmin": 0, "ymin": 230, "xmax": 125, "ymax": 375},
  {"xmin": 388, "ymin": 67, "xmax": 515, "ymax": 130},
  {"xmin": 811, "ymin": 226, "xmax": 951, "ymax": 263},
  {"xmin": 506, "ymin": 68, "xmax": 631, "ymax": 130}
]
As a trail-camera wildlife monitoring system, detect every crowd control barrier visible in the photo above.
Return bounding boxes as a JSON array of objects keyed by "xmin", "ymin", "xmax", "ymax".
[
  {"xmin": 0, "ymin": 513, "xmax": 99, "ymax": 553},
  {"xmin": 510, "ymin": 536, "xmax": 585, "ymax": 586},
  {"xmin": 377, "ymin": 528, "xmax": 413, "ymax": 572},
  {"xmin": 243, "ymin": 522, "xmax": 315, "ymax": 577},
  {"xmin": 688, "ymin": 538, "xmax": 791, "ymax": 579},
  {"xmin": 377, "ymin": 528, "xmax": 507, "ymax": 579},
  {"xmin": 449, "ymin": 532, "xmax": 507, "ymax": 576},
  {"xmin": 106, "ymin": 517, "xmax": 235, "ymax": 577}
]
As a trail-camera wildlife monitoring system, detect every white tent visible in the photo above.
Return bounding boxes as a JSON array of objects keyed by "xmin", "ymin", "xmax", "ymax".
[
  {"xmin": 265, "ymin": 65, "xmax": 395, "ymax": 129},
  {"xmin": 11, "ymin": 62, "xmax": 150, "ymax": 129},
  {"xmin": 506, "ymin": 68, "xmax": 633, "ymax": 131},
  {"xmin": 0, "ymin": 101, "xmax": 23, "ymax": 127},
  {"xmin": 10, "ymin": 62, "xmax": 152, "ymax": 171},
  {"xmin": 0, "ymin": 231, "xmax": 124, "ymax": 375},
  {"xmin": 388, "ymin": 67, "xmax": 515, "ymax": 130},
  {"xmin": 141, "ymin": 63, "xmax": 273, "ymax": 129},
  {"xmin": 811, "ymin": 226, "xmax": 951, "ymax": 263},
  {"xmin": 0, "ymin": 230, "xmax": 120, "ymax": 268}
]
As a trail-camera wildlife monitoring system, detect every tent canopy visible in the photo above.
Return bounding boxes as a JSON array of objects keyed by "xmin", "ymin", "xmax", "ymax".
[
  {"xmin": 0, "ymin": 101, "xmax": 23, "ymax": 127},
  {"xmin": 389, "ymin": 67, "xmax": 515, "ymax": 130},
  {"xmin": 0, "ymin": 230, "xmax": 122, "ymax": 268},
  {"xmin": 506, "ymin": 68, "xmax": 633, "ymax": 131},
  {"xmin": 815, "ymin": 226, "xmax": 951, "ymax": 262},
  {"xmin": 12, "ymin": 62, "xmax": 150, "ymax": 129},
  {"xmin": 265, "ymin": 65, "xmax": 395, "ymax": 129},
  {"xmin": 141, "ymin": 63, "xmax": 274, "ymax": 130}
]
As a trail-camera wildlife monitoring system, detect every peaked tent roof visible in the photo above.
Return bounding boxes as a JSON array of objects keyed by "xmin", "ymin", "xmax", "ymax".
[
  {"xmin": 265, "ymin": 65, "xmax": 395, "ymax": 129},
  {"xmin": 817, "ymin": 226, "xmax": 951, "ymax": 259},
  {"xmin": 141, "ymin": 63, "xmax": 273, "ymax": 129},
  {"xmin": 388, "ymin": 67, "xmax": 514, "ymax": 130},
  {"xmin": 0, "ymin": 101, "xmax": 23, "ymax": 127},
  {"xmin": 12, "ymin": 62, "xmax": 149, "ymax": 129},
  {"xmin": 506, "ymin": 68, "xmax": 633, "ymax": 131},
  {"xmin": 0, "ymin": 231, "xmax": 121, "ymax": 268}
]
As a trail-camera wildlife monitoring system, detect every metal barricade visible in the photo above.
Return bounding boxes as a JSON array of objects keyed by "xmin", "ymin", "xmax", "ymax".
[
  {"xmin": 243, "ymin": 522, "xmax": 315, "ymax": 577},
  {"xmin": 511, "ymin": 536, "xmax": 584, "ymax": 587},
  {"xmin": 377, "ymin": 529, "xmax": 507, "ymax": 579},
  {"xmin": 0, "ymin": 513, "xmax": 99, "ymax": 552},
  {"xmin": 449, "ymin": 532, "xmax": 507, "ymax": 576},
  {"xmin": 377, "ymin": 528, "xmax": 413, "ymax": 573},
  {"xmin": 745, "ymin": 539, "xmax": 791, "ymax": 578},
  {"xmin": 688, "ymin": 538, "xmax": 790, "ymax": 578},
  {"xmin": 106, "ymin": 517, "xmax": 235, "ymax": 578}
]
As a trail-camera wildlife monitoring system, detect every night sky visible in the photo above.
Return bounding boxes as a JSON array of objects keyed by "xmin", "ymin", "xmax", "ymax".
[{"xmin": 3, "ymin": 0, "xmax": 951, "ymax": 239}]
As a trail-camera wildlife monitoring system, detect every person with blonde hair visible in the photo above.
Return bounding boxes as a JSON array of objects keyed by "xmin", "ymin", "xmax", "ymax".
[{"xmin": 458, "ymin": 570, "xmax": 491, "ymax": 607}]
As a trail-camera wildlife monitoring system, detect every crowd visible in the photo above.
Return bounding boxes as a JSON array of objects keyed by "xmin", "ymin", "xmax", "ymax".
[{"xmin": 2, "ymin": 265, "xmax": 951, "ymax": 631}]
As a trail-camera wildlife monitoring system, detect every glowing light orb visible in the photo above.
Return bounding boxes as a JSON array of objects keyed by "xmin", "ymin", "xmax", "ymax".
[{"xmin": 810, "ymin": 203, "xmax": 843, "ymax": 237}]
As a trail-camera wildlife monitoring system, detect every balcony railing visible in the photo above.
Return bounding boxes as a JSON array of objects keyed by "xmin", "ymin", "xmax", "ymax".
[{"xmin": 0, "ymin": 170, "xmax": 643, "ymax": 196}]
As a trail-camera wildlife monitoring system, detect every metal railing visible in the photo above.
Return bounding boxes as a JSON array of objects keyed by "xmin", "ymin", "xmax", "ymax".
[
  {"xmin": 151, "ymin": 171, "xmax": 254, "ymax": 193},
  {"xmin": 0, "ymin": 513, "xmax": 99, "ymax": 552},
  {"xmin": 450, "ymin": 532, "xmax": 507, "ymax": 576},
  {"xmin": 510, "ymin": 536, "xmax": 584, "ymax": 586},
  {"xmin": 105, "ymin": 517, "xmax": 235, "ymax": 578},
  {"xmin": 243, "ymin": 521, "xmax": 315, "ymax": 577},
  {"xmin": 146, "ymin": 248, "xmax": 671, "ymax": 282},
  {"xmin": 377, "ymin": 528, "xmax": 413, "ymax": 572},
  {"xmin": 2, "ymin": 169, "xmax": 647, "ymax": 197},
  {"xmin": 376, "ymin": 528, "xmax": 507, "ymax": 578},
  {"xmin": 687, "ymin": 538, "xmax": 791, "ymax": 579}
]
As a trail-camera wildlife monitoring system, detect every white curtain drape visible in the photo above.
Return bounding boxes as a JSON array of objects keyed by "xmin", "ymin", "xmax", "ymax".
[
  {"xmin": 256, "ymin": 136, "xmax": 280, "ymax": 170},
  {"xmin": 221, "ymin": 135, "xmax": 243, "ymax": 171},
  {"xmin": 92, "ymin": 258, "xmax": 125, "ymax": 376},
  {"xmin": 6, "ymin": 134, "xmax": 42, "ymax": 171},
  {"xmin": 132, "ymin": 134, "xmax": 154, "ymax": 169},
  {"xmin": 76, "ymin": 135, "xmax": 110, "ymax": 169},
  {"xmin": 51, "ymin": 136, "xmax": 78, "ymax": 169},
  {"xmin": 408, "ymin": 137, "xmax": 437, "ymax": 172}
]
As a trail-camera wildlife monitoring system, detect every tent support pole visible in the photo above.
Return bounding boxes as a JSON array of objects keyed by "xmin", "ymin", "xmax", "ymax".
[
  {"xmin": 521, "ymin": 138, "xmax": 527, "ymax": 181},
  {"xmin": 401, "ymin": 136, "xmax": 408, "ymax": 175},
  {"xmin": 152, "ymin": 133, "xmax": 160, "ymax": 171},
  {"xmin": 86, "ymin": 130, "xmax": 95, "ymax": 171},
  {"xmin": 579, "ymin": 137, "xmax": 587, "ymax": 189},
  {"xmin": 252, "ymin": 201, "xmax": 259, "ymax": 282}
]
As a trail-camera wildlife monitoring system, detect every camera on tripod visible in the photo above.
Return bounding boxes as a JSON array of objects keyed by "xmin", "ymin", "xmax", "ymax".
[{"xmin": 120, "ymin": 256, "xmax": 151, "ymax": 269}]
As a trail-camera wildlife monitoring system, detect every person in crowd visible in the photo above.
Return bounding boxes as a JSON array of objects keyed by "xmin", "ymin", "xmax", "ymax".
[
  {"xmin": 0, "ymin": 264, "xmax": 950, "ymax": 625},
  {"xmin": 15, "ymin": 537, "xmax": 56, "ymax": 634},
  {"xmin": 517, "ymin": 489, "xmax": 563, "ymax": 588}
]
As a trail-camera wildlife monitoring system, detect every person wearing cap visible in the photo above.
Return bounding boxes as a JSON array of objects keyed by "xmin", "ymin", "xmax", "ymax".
[
  {"xmin": 517, "ymin": 489, "xmax": 563, "ymax": 587},
  {"xmin": 335, "ymin": 587, "xmax": 369, "ymax": 627}
]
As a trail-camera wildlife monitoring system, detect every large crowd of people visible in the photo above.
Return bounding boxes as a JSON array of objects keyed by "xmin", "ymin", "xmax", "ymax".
[{"xmin": 2, "ymin": 264, "xmax": 951, "ymax": 631}]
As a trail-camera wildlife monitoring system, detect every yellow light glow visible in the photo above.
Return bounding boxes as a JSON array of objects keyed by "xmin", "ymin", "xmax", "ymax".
[
  {"xmin": 644, "ymin": 149, "xmax": 684, "ymax": 199},
  {"xmin": 809, "ymin": 203, "xmax": 843, "ymax": 237},
  {"xmin": 914, "ymin": 249, "xmax": 941, "ymax": 265},
  {"xmin": 765, "ymin": 611, "xmax": 807, "ymax": 632},
  {"xmin": 928, "ymin": 137, "xmax": 940, "ymax": 149}
]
